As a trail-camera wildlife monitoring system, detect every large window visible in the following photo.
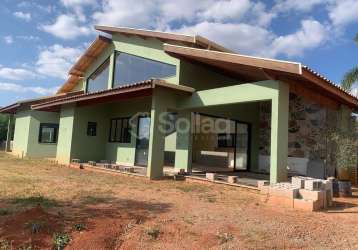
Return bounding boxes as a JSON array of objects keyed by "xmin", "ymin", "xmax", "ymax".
[
  {"xmin": 109, "ymin": 118, "xmax": 131, "ymax": 143},
  {"xmin": 113, "ymin": 52, "xmax": 176, "ymax": 87},
  {"xmin": 38, "ymin": 123, "xmax": 59, "ymax": 143},
  {"xmin": 217, "ymin": 133, "xmax": 235, "ymax": 148},
  {"xmin": 86, "ymin": 58, "xmax": 110, "ymax": 93}
]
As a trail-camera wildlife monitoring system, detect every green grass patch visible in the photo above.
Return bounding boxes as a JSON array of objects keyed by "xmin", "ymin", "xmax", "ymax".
[
  {"xmin": 11, "ymin": 195, "xmax": 59, "ymax": 208},
  {"xmin": 175, "ymin": 184, "xmax": 209, "ymax": 193}
]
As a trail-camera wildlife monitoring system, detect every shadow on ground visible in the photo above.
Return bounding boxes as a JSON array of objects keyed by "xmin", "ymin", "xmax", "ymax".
[{"xmin": 0, "ymin": 195, "xmax": 172, "ymax": 249}]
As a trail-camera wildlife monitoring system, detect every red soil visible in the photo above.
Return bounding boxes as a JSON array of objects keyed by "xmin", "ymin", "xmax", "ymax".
[{"xmin": 0, "ymin": 206, "xmax": 63, "ymax": 249}]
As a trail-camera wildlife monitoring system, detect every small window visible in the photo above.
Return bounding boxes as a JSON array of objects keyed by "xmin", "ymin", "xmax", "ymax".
[
  {"xmin": 109, "ymin": 118, "xmax": 131, "ymax": 143},
  {"xmin": 113, "ymin": 52, "xmax": 176, "ymax": 87},
  {"xmin": 39, "ymin": 123, "xmax": 58, "ymax": 143},
  {"xmin": 218, "ymin": 133, "xmax": 235, "ymax": 148},
  {"xmin": 86, "ymin": 58, "xmax": 110, "ymax": 93},
  {"xmin": 87, "ymin": 122, "xmax": 97, "ymax": 136}
]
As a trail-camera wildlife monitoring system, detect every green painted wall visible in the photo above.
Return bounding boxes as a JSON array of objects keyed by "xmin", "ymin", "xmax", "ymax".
[
  {"xmin": 178, "ymin": 60, "xmax": 241, "ymax": 90},
  {"xmin": 26, "ymin": 111, "xmax": 59, "ymax": 158},
  {"xmin": 13, "ymin": 109, "xmax": 31, "ymax": 158},
  {"xmin": 105, "ymin": 97, "xmax": 151, "ymax": 165},
  {"xmin": 56, "ymin": 105, "xmax": 76, "ymax": 164},
  {"xmin": 13, "ymin": 109, "xmax": 59, "ymax": 158},
  {"xmin": 70, "ymin": 104, "xmax": 109, "ymax": 162}
]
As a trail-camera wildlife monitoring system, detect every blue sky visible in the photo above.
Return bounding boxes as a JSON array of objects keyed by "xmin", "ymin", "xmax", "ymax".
[{"xmin": 0, "ymin": 0, "xmax": 358, "ymax": 106}]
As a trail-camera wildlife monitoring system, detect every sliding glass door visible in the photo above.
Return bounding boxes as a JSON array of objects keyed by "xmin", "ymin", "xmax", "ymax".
[{"xmin": 235, "ymin": 123, "xmax": 250, "ymax": 171}]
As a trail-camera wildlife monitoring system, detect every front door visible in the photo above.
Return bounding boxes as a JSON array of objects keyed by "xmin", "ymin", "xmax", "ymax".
[
  {"xmin": 234, "ymin": 122, "xmax": 250, "ymax": 171},
  {"xmin": 135, "ymin": 116, "xmax": 151, "ymax": 166}
]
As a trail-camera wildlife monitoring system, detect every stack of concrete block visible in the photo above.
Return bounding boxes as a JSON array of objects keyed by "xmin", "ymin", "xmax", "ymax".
[
  {"xmin": 227, "ymin": 176, "xmax": 237, "ymax": 184},
  {"xmin": 124, "ymin": 166, "xmax": 135, "ymax": 173},
  {"xmin": 104, "ymin": 163, "xmax": 112, "ymax": 169},
  {"xmin": 266, "ymin": 183, "xmax": 300, "ymax": 208},
  {"xmin": 206, "ymin": 173, "xmax": 217, "ymax": 181},
  {"xmin": 259, "ymin": 176, "xmax": 334, "ymax": 212},
  {"xmin": 71, "ymin": 159, "xmax": 81, "ymax": 164},
  {"xmin": 100, "ymin": 160, "xmax": 109, "ymax": 164},
  {"xmin": 88, "ymin": 161, "xmax": 96, "ymax": 166},
  {"xmin": 293, "ymin": 176, "xmax": 333, "ymax": 211}
]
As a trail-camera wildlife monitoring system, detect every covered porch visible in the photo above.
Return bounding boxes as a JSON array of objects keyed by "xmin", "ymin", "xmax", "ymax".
[{"xmin": 33, "ymin": 79, "xmax": 290, "ymax": 185}]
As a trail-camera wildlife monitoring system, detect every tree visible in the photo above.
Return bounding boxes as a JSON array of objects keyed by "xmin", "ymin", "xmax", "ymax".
[
  {"xmin": 0, "ymin": 114, "xmax": 8, "ymax": 142},
  {"xmin": 341, "ymin": 34, "xmax": 358, "ymax": 92}
]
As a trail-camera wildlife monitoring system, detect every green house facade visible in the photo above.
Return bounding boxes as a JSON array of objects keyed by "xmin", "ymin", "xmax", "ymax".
[{"xmin": 1, "ymin": 26, "xmax": 357, "ymax": 184}]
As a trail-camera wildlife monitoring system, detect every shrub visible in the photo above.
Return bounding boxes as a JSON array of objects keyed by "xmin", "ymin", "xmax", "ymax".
[
  {"xmin": 216, "ymin": 232, "xmax": 234, "ymax": 245},
  {"xmin": 0, "ymin": 209, "xmax": 9, "ymax": 216},
  {"xmin": 73, "ymin": 223, "xmax": 86, "ymax": 232},
  {"xmin": 53, "ymin": 233, "xmax": 71, "ymax": 250},
  {"xmin": 26, "ymin": 221, "xmax": 45, "ymax": 234},
  {"xmin": 146, "ymin": 227, "xmax": 160, "ymax": 240}
]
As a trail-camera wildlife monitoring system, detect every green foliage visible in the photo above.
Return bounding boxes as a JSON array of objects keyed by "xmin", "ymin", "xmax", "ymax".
[
  {"xmin": 342, "ymin": 67, "xmax": 358, "ymax": 91},
  {"xmin": 146, "ymin": 227, "xmax": 160, "ymax": 240},
  {"xmin": 0, "ymin": 114, "xmax": 8, "ymax": 142},
  {"xmin": 53, "ymin": 233, "xmax": 71, "ymax": 250},
  {"xmin": 73, "ymin": 223, "xmax": 86, "ymax": 231},
  {"xmin": 11, "ymin": 195, "xmax": 59, "ymax": 208},
  {"xmin": 216, "ymin": 231, "xmax": 234, "ymax": 245},
  {"xmin": 26, "ymin": 221, "xmax": 46, "ymax": 234},
  {"xmin": 0, "ymin": 239, "xmax": 10, "ymax": 250},
  {"xmin": 0, "ymin": 209, "xmax": 9, "ymax": 216},
  {"xmin": 341, "ymin": 33, "xmax": 358, "ymax": 92}
]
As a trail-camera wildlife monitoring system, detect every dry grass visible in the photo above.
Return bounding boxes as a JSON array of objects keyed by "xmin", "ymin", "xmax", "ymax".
[{"xmin": 1, "ymin": 152, "xmax": 358, "ymax": 249}]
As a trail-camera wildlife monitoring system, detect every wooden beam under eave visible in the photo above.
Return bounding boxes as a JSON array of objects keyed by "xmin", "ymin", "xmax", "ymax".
[
  {"xmin": 302, "ymin": 69, "xmax": 358, "ymax": 109},
  {"xmin": 164, "ymin": 44, "xmax": 302, "ymax": 75}
]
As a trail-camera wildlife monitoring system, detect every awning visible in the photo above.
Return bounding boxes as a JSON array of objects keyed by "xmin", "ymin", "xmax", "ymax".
[
  {"xmin": 32, "ymin": 79, "xmax": 195, "ymax": 112},
  {"xmin": 0, "ymin": 91, "xmax": 84, "ymax": 114}
]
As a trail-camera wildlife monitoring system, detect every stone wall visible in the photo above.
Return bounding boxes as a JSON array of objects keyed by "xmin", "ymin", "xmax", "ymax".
[{"xmin": 259, "ymin": 93, "xmax": 341, "ymax": 177}]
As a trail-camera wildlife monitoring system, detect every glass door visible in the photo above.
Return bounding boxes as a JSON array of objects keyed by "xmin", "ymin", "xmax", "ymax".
[
  {"xmin": 235, "ymin": 123, "xmax": 250, "ymax": 171},
  {"xmin": 135, "ymin": 116, "xmax": 151, "ymax": 166}
]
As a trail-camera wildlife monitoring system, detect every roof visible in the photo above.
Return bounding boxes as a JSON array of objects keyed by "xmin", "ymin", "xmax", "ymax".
[
  {"xmin": 57, "ymin": 36, "xmax": 112, "ymax": 94},
  {"xmin": 163, "ymin": 44, "xmax": 358, "ymax": 109},
  {"xmin": 33, "ymin": 79, "xmax": 195, "ymax": 112},
  {"xmin": 95, "ymin": 25, "xmax": 232, "ymax": 53},
  {"xmin": 0, "ymin": 91, "xmax": 84, "ymax": 114}
]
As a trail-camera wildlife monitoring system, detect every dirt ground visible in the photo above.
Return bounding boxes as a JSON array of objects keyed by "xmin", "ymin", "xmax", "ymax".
[{"xmin": 0, "ymin": 153, "xmax": 358, "ymax": 250}]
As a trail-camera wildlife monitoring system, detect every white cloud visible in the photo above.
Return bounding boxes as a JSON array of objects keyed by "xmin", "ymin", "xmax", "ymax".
[
  {"xmin": 328, "ymin": 0, "xmax": 358, "ymax": 28},
  {"xmin": 93, "ymin": 0, "xmax": 158, "ymax": 28},
  {"xmin": 3, "ymin": 36, "xmax": 13, "ymax": 44},
  {"xmin": 36, "ymin": 44, "xmax": 82, "ymax": 79},
  {"xmin": 0, "ymin": 67, "xmax": 37, "ymax": 80},
  {"xmin": 271, "ymin": 19, "xmax": 328, "ymax": 57},
  {"xmin": 61, "ymin": 0, "xmax": 96, "ymax": 7},
  {"xmin": 16, "ymin": 35, "xmax": 40, "ymax": 41},
  {"xmin": 13, "ymin": 11, "xmax": 31, "ymax": 21},
  {"xmin": 171, "ymin": 22, "xmax": 274, "ymax": 56},
  {"xmin": 198, "ymin": 0, "xmax": 252, "ymax": 21},
  {"xmin": 40, "ymin": 14, "xmax": 92, "ymax": 40},
  {"xmin": 171, "ymin": 19, "xmax": 327, "ymax": 58},
  {"xmin": 0, "ymin": 82, "xmax": 58, "ymax": 95},
  {"xmin": 273, "ymin": 0, "xmax": 327, "ymax": 13}
]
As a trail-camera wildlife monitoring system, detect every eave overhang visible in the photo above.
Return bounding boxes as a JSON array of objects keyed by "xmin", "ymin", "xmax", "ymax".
[
  {"xmin": 33, "ymin": 79, "xmax": 195, "ymax": 112},
  {"xmin": 163, "ymin": 44, "xmax": 358, "ymax": 110}
]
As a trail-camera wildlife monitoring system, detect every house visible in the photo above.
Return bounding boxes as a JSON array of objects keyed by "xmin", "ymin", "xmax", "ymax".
[{"xmin": 1, "ymin": 26, "xmax": 357, "ymax": 184}]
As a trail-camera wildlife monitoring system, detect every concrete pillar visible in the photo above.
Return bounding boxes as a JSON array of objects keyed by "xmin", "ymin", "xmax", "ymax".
[
  {"xmin": 270, "ymin": 81, "xmax": 289, "ymax": 183},
  {"xmin": 5, "ymin": 114, "xmax": 14, "ymax": 152},
  {"xmin": 147, "ymin": 88, "xmax": 168, "ymax": 179},
  {"xmin": 56, "ymin": 105, "xmax": 76, "ymax": 164},
  {"xmin": 174, "ymin": 111, "xmax": 192, "ymax": 172}
]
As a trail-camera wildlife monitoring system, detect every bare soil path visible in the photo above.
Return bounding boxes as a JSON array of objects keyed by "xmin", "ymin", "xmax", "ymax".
[{"xmin": 0, "ymin": 152, "xmax": 357, "ymax": 249}]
